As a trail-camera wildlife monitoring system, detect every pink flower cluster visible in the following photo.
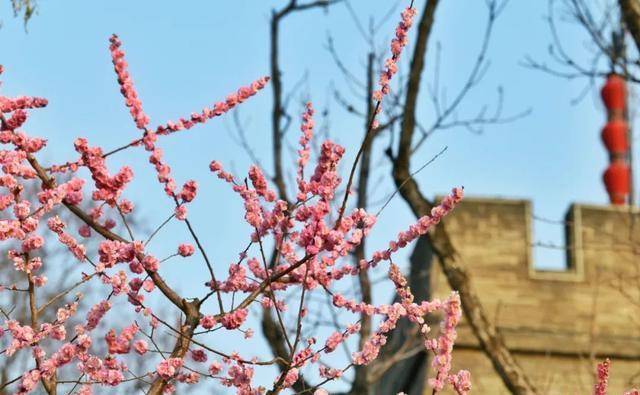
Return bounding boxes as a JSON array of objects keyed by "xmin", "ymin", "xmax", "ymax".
[
  {"xmin": 156, "ymin": 358, "xmax": 183, "ymax": 379},
  {"xmin": 387, "ymin": 262, "xmax": 469, "ymax": 393},
  {"xmin": 47, "ymin": 216, "xmax": 86, "ymax": 261},
  {"xmin": 191, "ymin": 349, "xmax": 208, "ymax": 363},
  {"xmin": 371, "ymin": 6, "xmax": 416, "ymax": 128},
  {"xmin": 77, "ymin": 354, "xmax": 127, "ymax": 387},
  {"xmin": 370, "ymin": 187, "xmax": 464, "ymax": 266},
  {"xmin": 178, "ymin": 243, "xmax": 195, "ymax": 257},
  {"xmin": 179, "ymin": 180, "xmax": 198, "ymax": 203},
  {"xmin": 134, "ymin": 339, "xmax": 148, "ymax": 355},
  {"xmin": 426, "ymin": 293, "xmax": 463, "ymax": 392},
  {"xmin": 210, "ymin": 162, "xmax": 284, "ymax": 236},
  {"xmin": 249, "ymin": 165, "xmax": 276, "ymax": 202},
  {"xmin": 107, "ymin": 35, "xmax": 267, "ymax": 225},
  {"xmin": 0, "ymin": 95, "xmax": 48, "ymax": 114},
  {"xmin": 5, "ymin": 320, "xmax": 37, "ymax": 356},
  {"xmin": 594, "ymin": 359, "xmax": 640, "ymax": 395},
  {"xmin": 351, "ymin": 304, "xmax": 405, "ymax": 365},
  {"xmin": 306, "ymin": 140, "xmax": 345, "ymax": 201},
  {"xmin": 105, "ymin": 323, "xmax": 138, "ymax": 354},
  {"xmin": 450, "ymin": 370, "xmax": 472, "ymax": 395},
  {"xmin": 220, "ymin": 308, "xmax": 248, "ymax": 330},
  {"xmin": 16, "ymin": 370, "xmax": 41, "ymax": 394},
  {"xmin": 296, "ymin": 102, "xmax": 314, "ymax": 198},
  {"xmin": 85, "ymin": 300, "xmax": 111, "ymax": 330},
  {"xmin": 0, "ymin": 146, "xmax": 37, "ymax": 181},
  {"xmin": 37, "ymin": 177, "xmax": 85, "ymax": 212},
  {"xmin": 200, "ymin": 315, "xmax": 217, "ymax": 329},
  {"xmin": 277, "ymin": 368, "xmax": 299, "ymax": 389},
  {"xmin": 155, "ymin": 77, "xmax": 269, "ymax": 135},
  {"xmin": 221, "ymin": 362, "xmax": 254, "ymax": 393},
  {"xmin": 109, "ymin": 34, "xmax": 150, "ymax": 129},
  {"xmin": 595, "ymin": 359, "xmax": 610, "ymax": 395},
  {"xmin": 97, "ymin": 239, "xmax": 144, "ymax": 271},
  {"xmin": 202, "ymin": 101, "xmax": 466, "ymax": 393},
  {"xmin": 324, "ymin": 331, "xmax": 345, "ymax": 352},
  {"xmin": 74, "ymin": 137, "xmax": 134, "ymax": 205}
]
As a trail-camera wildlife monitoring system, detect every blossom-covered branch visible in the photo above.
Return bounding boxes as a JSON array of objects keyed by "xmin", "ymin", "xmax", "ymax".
[{"xmin": 0, "ymin": 4, "xmax": 479, "ymax": 395}]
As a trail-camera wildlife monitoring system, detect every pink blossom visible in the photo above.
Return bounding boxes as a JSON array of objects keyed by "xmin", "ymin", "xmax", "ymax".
[
  {"xmin": 219, "ymin": 264, "xmax": 249, "ymax": 292},
  {"xmin": 248, "ymin": 165, "xmax": 276, "ymax": 202},
  {"xmin": 191, "ymin": 349, "xmax": 208, "ymax": 363},
  {"xmin": 156, "ymin": 77, "xmax": 270, "ymax": 135},
  {"xmin": 220, "ymin": 308, "xmax": 248, "ymax": 330},
  {"xmin": 308, "ymin": 140, "xmax": 345, "ymax": 201},
  {"xmin": 119, "ymin": 199, "xmax": 135, "ymax": 214},
  {"xmin": 98, "ymin": 240, "xmax": 139, "ymax": 269},
  {"xmin": 179, "ymin": 180, "xmax": 198, "ymax": 202},
  {"xmin": 74, "ymin": 138, "xmax": 133, "ymax": 204},
  {"xmin": 324, "ymin": 332, "xmax": 343, "ymax": 353},
  {"xmin": 47, "ymin": 216, "xmax": 86, "ymax": 261},
  {"xmin": 449, "ymin": 370, "xmax": 472, "ymax": 395},
  {"xmin": 105, "ymin": 323, "xmax": 138, "ymax": 354},
  {"xmin": 319, "ymin": 366, "xmax": 342, "ymax": 379},
  {"xmin": 208, "ymin": 361, "xmax": 223, "ymax": 375},
  {"xmin": 280, "ymin": 368, "xmax": 298, "ymax": 388},
  {"xmin": 142, "ymin": 255, "xmax": 159, "ymax": 272},
  {"xmin": 133, "ymin": 339, "xmax": 148, "ymax": 355},
  {"xmin": 22, "ymin": 234, "xmax": 44, "ymax": 252},
  {"xmin": 370, "ymin": 188, "xmax": 463, "ymax": 267},
  {"xmin": 109, "ymin": 34, "xmax": 150, "ymax": 129},
  {"xmin": 200, "ymin": 315, "xmax": 217, "ymax": 330},
  {"xmin": 156, "ymin": 358, "xmax": 183, "ymax": 379},
  {"xmin": 296, "ymin": 103, "xmax": 314, "ymax": 199},
  {"xmin": 17, "ymin": 369, "xmax": 41, "ymax": 394},
  {"xmin": 175, "ymin": 204, "xmax": 187, "ymax": 220},
  {"xmin": 85, "ymin": 300, "xmax": 111, "ymax": 331},
  {"xmin": 177, "ymin": 371, "xmax": 200, "ymax": 384},
  {"xmin": 33, "ymin": 275, "xmax": 47, "ymax": 287},
  {"xmin": 427, "ymin": 293, "xmax": 462, "ymax": 392},
  {"xmin": 371, "ymin": 6, "xmax": 417, "ymax": 129},
  {"xmin": 147, "ymin": 144, "xmax": 177, "ymax": 197},
  {"xmin": 222, "ymin": 363, "xmax": 254, "ymax": 392},
  {"xmin": 142, "ymin": 279, "xmax": 155, "ymax": 292},
  {"xmin": 78, "ymin": 224, "xmax": 91, "ymax": 238},
  {"xmin": 594, "ymin": 359, "xmax": 610, "ymax": 395},
  {"xmin": 178, "ymin": 243, "xmax": 195, "ymax": 257},
  {"xmin": 0, "ymin": 95, "xmax": 48, "ymax": 113}
]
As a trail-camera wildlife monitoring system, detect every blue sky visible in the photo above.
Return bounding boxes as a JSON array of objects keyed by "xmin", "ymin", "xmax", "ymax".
[{"xmin": 0, "ymin": 0, "xmax": 626, "ymax": 392}]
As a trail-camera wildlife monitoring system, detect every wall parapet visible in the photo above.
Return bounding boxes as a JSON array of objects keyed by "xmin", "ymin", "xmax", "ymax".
[{"xmin": 431, "ymin": 196, "xmax": 640, "ymax": 358}]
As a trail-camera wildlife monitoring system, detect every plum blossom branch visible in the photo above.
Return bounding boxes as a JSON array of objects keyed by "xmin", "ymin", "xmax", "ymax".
[{"xmin": 0, "ymin": 4, "xmax": 481, "ymax": 395}]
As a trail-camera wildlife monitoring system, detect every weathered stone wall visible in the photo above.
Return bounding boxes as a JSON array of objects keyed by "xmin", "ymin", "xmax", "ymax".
[{"xmin": 427, "ymin": 198, "xmax": 640, "ymax": 394}]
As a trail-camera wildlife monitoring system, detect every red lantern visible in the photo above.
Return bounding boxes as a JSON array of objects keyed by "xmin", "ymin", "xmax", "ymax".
[
  {"xmin": 601, "ymin": 120, "xmax": 629, "ymax": 154},
  {"xmin": 601, "ymin": 74, "xmax": 626, "ymax": 111},
  {"xmin": 603, "ymin": 163, "xmax": 630, "ymax": 204}
]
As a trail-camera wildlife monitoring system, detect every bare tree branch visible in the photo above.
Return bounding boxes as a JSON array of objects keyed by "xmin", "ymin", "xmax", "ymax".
[
  {"xmin": 620, "ymin": 0, "xmax": 640, "ymax": 53},
  {"xmin": 389, "ymin": 0, "xmax": 539, "ymax": 393}
]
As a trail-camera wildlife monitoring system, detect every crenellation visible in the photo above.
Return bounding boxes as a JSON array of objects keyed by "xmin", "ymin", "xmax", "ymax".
[{"xmin": 427, "ymin": 197, "xmax": 640, "ymax": 394}]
